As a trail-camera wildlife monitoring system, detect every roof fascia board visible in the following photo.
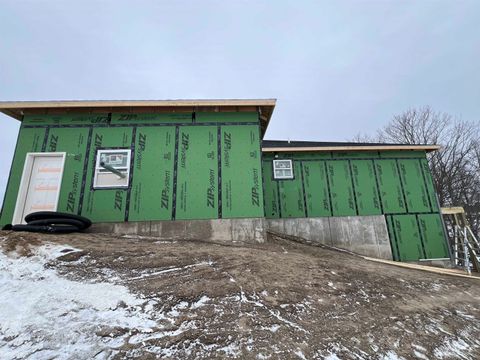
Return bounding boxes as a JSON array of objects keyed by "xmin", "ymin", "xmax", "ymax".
[
  {"xmin": 0, "ymin": 99, "xmax": 276, "ymax": 110},
  {"xmin": 262, "ymin": 145, "xmax": 441, "ymax": 152}
]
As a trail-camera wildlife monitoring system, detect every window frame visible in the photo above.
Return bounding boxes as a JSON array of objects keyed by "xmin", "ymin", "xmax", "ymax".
[
  {"xmin": 93, "ymin": 148, "xmax": 132, "ymax": 189},
  {"xmin": 272, "ymin": 159, "xmax": 294, "ymax": 180}
]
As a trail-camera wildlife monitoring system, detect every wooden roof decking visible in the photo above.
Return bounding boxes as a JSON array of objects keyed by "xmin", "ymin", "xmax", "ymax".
[{"xmin": 0, "ymin": 99, "xmax": 276, "ymax": 135}]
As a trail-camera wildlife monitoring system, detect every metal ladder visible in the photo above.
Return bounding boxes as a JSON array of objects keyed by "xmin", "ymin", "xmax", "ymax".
[{"xmin": 442, "ymin": 207, "xmax": 480, "ymax": 274}]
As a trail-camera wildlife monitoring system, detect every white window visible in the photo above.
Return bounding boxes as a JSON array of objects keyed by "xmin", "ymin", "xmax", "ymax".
[
  {"xmin": 94, "ymin": 149, "xmax": 131, "ymax": 188},
  {"xmin": 273, "ymin": 159, "xmax": 294, "ymax": 179}
]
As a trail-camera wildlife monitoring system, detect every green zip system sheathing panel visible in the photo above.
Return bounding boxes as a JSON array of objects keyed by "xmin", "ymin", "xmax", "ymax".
[
  {"xmin": 420, "ymin": 158, "xmax": 439, "ymax": 211},
  {"xmin": 332, "ymin": 151, "xmax": 379, "ymax": 159},
  {"xmin": 379, "ymin": 150, "xmax": 425, "ymax": 158},
  {"xmin": 264, "ymin": 152, "xmax": 332, "ymax": 160},
  {"xmin": 196, "ymin": 112, "xmax": 258, "ymax": 123},
  {"xmin": 374, "ymin": 159, "xmax": 406, "ymax": 214},
  {"xmin": 385, "ymin": 216, "xmax": 399, "ymax": 261},
  {"xmin": 129, "ymin": 127, "xmax": 175, "ymax": 221},
  {"xmin": 350, "ymin": 160, "xmax": 382, "ymax": 215},
  {"xmin": 388, "ymin": 214, "xmax": 425, "ymax": 261},
  {"xmin": 22, "ymin": 114, "xmax": 109, "ymax": 126},
  {"xmin": 221, "ymin": 125, "xmax": 263, "ymax": 218},
  {"xmin": 111, "ymin": 113, "xmax": 193, "ymax": 125},
  {"xmin": 262, "ymin": 161, "xmax": 280, "ymax": 218},
  {"xmin": 302, "ymin": 161, "xmax": 331, "ymax": 217},
  {"xmin": 327, "ymin": 160, "xmax": 356, "ymax": 216},
  {"xmin": 418, "ymin": 214, "xmax": 449, "ymax": 258},
  {"xmin": 46, "ymin": 128, "xmax": 89, "ymax": 214},
  {"xmin": 176, "ymin": 126, "xmax": 218, "ymax": 220},
  {"xmin": 278, "ymin": 162, "xmax": 305, "ymax": 218},
  {"xmin": 82, "ymin": 127, "xmax": 133, "ymax": 222},
  {"xmin": 0, "ymin": 127, "xmax": 46, "ymax": 226},
  {"xmin": 4, "ymin": 113, "xmax": 265, "ymax": 225},
  {"xmin": 397, "ymin": 159, "xmax": 431, "ymax": 213}
]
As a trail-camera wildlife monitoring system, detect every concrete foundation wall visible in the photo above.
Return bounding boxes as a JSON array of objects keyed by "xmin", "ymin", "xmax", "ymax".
[
  {"xmin": 267, "ymin": 215, "xmax": 392, "ymax": 260},
  {"xmin": 88, "ymin": 218, "xmax": 266, "ymax": 244}
]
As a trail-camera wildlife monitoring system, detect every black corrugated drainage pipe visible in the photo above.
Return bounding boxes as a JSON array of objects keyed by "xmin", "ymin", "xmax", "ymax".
[{"xmin": 2, "ymin": 212, "xmax": 92, "ymax": 233}]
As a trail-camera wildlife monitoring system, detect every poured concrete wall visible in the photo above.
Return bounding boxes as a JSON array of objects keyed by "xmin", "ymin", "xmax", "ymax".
[
  {"xmin": 267, "ymin": 215, "xmax": 392, "ymax": 260},
  {"xmin": 88, "ymin": 218, "xmax": 266, "ymax": 244}
]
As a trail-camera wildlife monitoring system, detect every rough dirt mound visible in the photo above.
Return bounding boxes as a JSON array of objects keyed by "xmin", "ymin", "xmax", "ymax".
[{"xmin": 1, "ymin": 230, "xmax": 479, "ymax": 359}]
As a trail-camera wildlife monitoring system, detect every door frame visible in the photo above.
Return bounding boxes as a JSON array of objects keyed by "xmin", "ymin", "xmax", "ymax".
[{"xmin": 12, "ymin": 152, "xmax": 66, "ymax": 224}]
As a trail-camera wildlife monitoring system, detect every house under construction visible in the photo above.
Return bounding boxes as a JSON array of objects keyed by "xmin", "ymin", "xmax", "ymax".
[{"xmin": 0, "ymin": 99, "xmax": 450, "ymax": 262}]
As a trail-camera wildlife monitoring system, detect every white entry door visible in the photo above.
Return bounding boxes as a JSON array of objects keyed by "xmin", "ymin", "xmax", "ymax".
[{"xmin": 13, "ymin": 152, "xmax": 66, "ymax": 224}]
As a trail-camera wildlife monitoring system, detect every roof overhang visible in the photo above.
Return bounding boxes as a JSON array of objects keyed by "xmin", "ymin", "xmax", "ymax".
[
  {"xmin": 262, "ymin": 144, "xmax": 441, "ymax": 153},
  {"xmin": 0, "ymin": 99, "xmax": 276, "ymax": 135}
]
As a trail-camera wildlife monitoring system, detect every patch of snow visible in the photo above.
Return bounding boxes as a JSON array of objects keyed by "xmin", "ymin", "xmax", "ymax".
[
  {"xmin": 455, "ymin": 310, "xmax": 476, "ymax": 320},
  {"xmin": 0, "ymin": 244, "xmax": 156, "ymax": 359},
  {"xmin": 413, "ymin": 349, "xmax": 428, "ymax": 360},
  {"xmin": 431, "ymin": 282, "xmax": 443, "ymax": 291},
  {"xmin": 324, "ymin": 354, "xmax": 341, "ymax": 360},
  {"xmin": 129, "ymin": 261, "xmax": 213, "ymax": 280},
  {"xmin": 294, "ymin": 349, "xmax": 307, "ymax": 359},
  {"xmin": 267, "ymin": 324, "xmax": 280, "ymax": 333},
  {"xmin": 129, "ymin": 320, "xmax": 198, "ymax": 345},
  {"xmin": 218, "ymin": 342, "xmax": 240, "ymax": 357},
  {"xmin": 380, "ymin": 350, "xmax": 404, "ymax": 360},
  {"xmin": 191, "ymin": 295, "xmax": 210, "ymax": 309},
  {"xmin": 168, "ymin": 301, "xmax": 189, "ymax": 317},
  {"xmin": 239, "ymin": 288, "xmax": 307, "ymax": 333},
  {"xmin": 257, "ymin": 353, "xmax": 270, "ymax": 359},
  {"xmin": 433, "ymin": 335, "xmax": 471, "ymax": 359}
]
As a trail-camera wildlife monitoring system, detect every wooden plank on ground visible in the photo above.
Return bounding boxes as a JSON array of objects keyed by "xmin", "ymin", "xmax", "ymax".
[{"xmin": 362, "ymin": 256, "xmax": 480, "ymax": 280}]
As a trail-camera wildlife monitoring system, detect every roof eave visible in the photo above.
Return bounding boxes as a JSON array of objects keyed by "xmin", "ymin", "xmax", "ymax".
[
  {"xmin": 0, "ymin": 99, "xmax": 277, "ymax": 135},
  {"xmin": 261, "ymin": 145, "xmax": 441, "ymax": 153}
]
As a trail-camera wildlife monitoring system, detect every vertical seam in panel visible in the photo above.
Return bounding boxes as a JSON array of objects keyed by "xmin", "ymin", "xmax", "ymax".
[
  {"xmin": 41, "ymin": 126, "xmax": 50, "ymax": 152},
  {"xmin": 77, "ymin": 126, "xmax": 93, "ymax": 215},
  {"xmin": 261, "ymin": 160, "xmax": 267, "ymax": 218},
  {"xmin": 324, "ymin": 161, "xmax": 334, "ymax": 216},
  {"xmin": 415, "ymin": 214, "xmax": 428, "ymax": 259},
  {"xmin": 259, "ymin": 124, "xmax": 266, "ymax": 219},
  {"xmin": 386, "ymin": 216, "xmax": 399, "ymax": 261},
  {"xmin": 300, "ymin": 161, "xmax": 308, "ymax": 217},
  {"xmin": 418, "ymin": 158, "xmax": 435, "ymax": 212},
  {"xmin": 395, "ymin": 159, "xmax": 409, "ymax": 213},
  {"xmin": 124, "ymin": 127, "xmax": 136, "ymax": 222},
  {"xmin": 372, "ymin": 159, "xmax": 384, "ymax": 214},
  {"xmin": 276, "ymin": 180, "xmax": 282, "ymax": 218},
  {"xmin": 171, "ymin": 126, "xmax": 179, "ymax": 220},
  {"xmin": 217, "ymin": 125, "xmax": 222, "ymax": 219},
  {"xmin": 348, "ymin": 160, "xmax": 359, "ymax": 216},
  {"xmin": 393, "ymin": 217, "xmax": 402, "ymax": 261}
]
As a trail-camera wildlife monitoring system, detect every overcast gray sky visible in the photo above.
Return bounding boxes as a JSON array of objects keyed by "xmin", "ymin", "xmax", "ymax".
[{"xmin": 1, "ymin": 0, "xmax": 479, "ymax": 203}]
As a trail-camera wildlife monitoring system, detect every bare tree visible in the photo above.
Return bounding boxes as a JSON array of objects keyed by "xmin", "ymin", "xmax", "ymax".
[{"xmin": 355, "ymin": 106, "xmax": 480, "ymax": 235}]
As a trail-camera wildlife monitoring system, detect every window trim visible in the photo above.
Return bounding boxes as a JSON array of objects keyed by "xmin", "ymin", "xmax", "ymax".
[
  {"xmin": 273, "ymin": 159, "xmax": 294, "ymax": 180},
  {"xmin": 93, "ymin": 148, "xmax": 131, "ymax": 189}
]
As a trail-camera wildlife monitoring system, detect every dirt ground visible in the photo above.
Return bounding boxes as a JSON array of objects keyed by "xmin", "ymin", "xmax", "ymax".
[{"xmin": 1, "ymin": 230, "xmax": 480, "ymax": 359}]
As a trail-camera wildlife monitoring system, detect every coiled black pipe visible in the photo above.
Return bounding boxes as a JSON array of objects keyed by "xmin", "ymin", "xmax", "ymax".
[{"xmin": 2, "ymin": 211, "xmax": 92, "ymax": 233}]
